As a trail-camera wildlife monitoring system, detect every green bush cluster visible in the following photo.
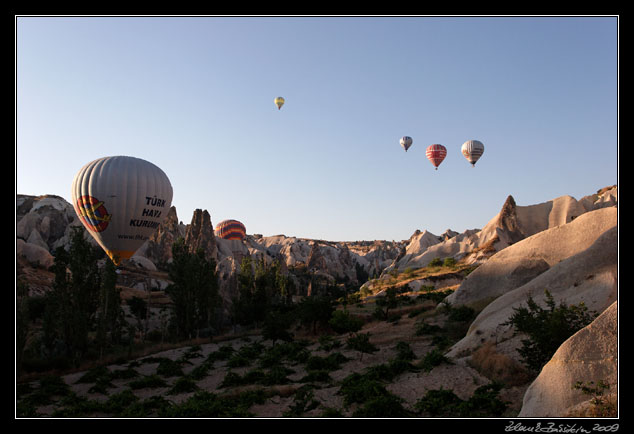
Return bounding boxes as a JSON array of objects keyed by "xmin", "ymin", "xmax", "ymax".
[
  {"xmin": 414, "ymin": 382, "xmax": 508, "ymax": 417},
  {"xmin": 504, "ymin": 290, "xmax": 597, "ymax": 373}
]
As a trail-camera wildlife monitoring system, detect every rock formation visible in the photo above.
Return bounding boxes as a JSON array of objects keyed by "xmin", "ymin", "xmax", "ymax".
[
  {"xmin": 136, "ymin": 206, "xmax": 185, "ymax": 267},
  {"xmin": 385, "ymin": 186, "xmax": 617, "ymax": 272},
  {"xmin": 519, "ymin": 301, "xmax": 618, "ymax": 417},
  {"xmin": 445, "ymin": 206, "xmax": 617, "ymax": 309},
  {"xmin": 184, "ymin": 209, "xmax": 217, "ymax": 261},
  {"xmin": 446, "ymin": 211, "xmax": 617, "ymax": 365}
]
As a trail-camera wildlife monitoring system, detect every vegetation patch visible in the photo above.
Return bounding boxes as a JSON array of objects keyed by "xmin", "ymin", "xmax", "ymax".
[
  {"xmin": 414, "ymin": 382, "xmax": 509, "ymax": 417},
  {"xmin": 504, "ymin": 290, "xmax": 597, "ymax": 373}
]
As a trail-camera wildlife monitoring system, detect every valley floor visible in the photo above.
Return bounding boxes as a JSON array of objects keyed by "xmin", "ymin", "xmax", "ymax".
[{"xmin": 16, "ymin": 291, "xmax": 530, "ymax": 418}]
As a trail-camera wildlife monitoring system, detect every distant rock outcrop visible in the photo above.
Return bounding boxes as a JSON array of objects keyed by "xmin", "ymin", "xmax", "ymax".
[
  {"xmin": 184, "ymin": 209, "xmax": 217, "ymax": 261},
  {"xmin": 386, "ymin": 186, "xmax": 617, "ymax": 272},
  {"xmin": 136, "ymin": 206, "xmax": 185, "ymax": 267}
]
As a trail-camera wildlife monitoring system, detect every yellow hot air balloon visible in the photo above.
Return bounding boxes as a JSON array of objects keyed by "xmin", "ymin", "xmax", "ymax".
[
  {"xmin": 274, "ymin": 96, "xmax": 285, "ymax": 110},
  {"xmin": 71, "ymin": 156, "xmax": 173, "ymax": 265}
]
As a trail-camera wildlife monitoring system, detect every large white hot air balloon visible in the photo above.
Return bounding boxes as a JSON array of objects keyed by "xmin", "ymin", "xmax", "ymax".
[
  {"xmin": 461, "ymin": 140, "xmax": 485, "ymax": 167},
  {"xmin": 71, "ymin": 156, "xmax": 173, "ymax": 265}
]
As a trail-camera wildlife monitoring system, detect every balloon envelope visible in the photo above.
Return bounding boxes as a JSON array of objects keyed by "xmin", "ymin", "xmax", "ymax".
[
  {"xmin": 426, "ymin": 144, "xmax": 447, "ymax": 169},
  {"xmin": 71, "ymin": 156, "xmax": 173, "ymax": 265},
  {"xmin": 400, "ymin": 136, "xmax": 413, "ymax": 152},
  {"xmin": 274, "ymin": 97, "xmax": 285, "ymax": 110},
  {"xmin": 461, "ymin": 140, "xmax": 485, "ymax": 166},
  {"xmin": 214, "ymin": 219, "xmax": 247, "ymax": 240}
]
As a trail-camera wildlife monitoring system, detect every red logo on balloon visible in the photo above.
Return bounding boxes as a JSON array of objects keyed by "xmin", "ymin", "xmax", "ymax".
[{"xmin": 76, "ymin": 195, "xmax": 112, "ymax": 232}]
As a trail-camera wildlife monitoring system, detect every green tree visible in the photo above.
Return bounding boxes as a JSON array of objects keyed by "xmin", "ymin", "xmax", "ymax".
[
  {"xmin": 43, "ymin": 227, "xmax": 103, "ymax": 366},
  {"xmin": 16, "ymin": 280, "xmax": 30, "ymax": 376},
  {"xmin": 128, "ymin": 296, "xmax": 148, "ymax": 338},
  {"xmin": 373, "ymin": 287, "xmax": 400, "ymax": 321},
  {"xmin": 96, "ymin": 258, "xmax": 125, "ymax": 357},
  {"xmin": 262, "ymin": 308, "xmax": 294, "ymax": 344},
  {"xmin": 232, "ymin": 256, "xmax": 291, "ymax": 327},
  {"xmin": 504, "ymin": 290, "xmax": 597, "ymax": 373},
  {"xmin": 328, "ymin": 309, "xmax": 363, "ymax": 335},
  {"xmin": 166, "ymin": 238, "xmax": 220, "ymax": 340},
  {"xmin": 296, "ymin": 295, "xmax": 335, "ymax": 335}
]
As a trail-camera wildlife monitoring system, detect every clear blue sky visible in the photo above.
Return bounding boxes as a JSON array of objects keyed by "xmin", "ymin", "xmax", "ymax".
[{"xmin": 16, "ymin": 16, "xmax": 618, "ymax": 242}]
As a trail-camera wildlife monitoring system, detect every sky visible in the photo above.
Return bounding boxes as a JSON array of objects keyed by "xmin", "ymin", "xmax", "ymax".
[{"xmin": 15, "ymin": 16, "xmax": 618, "ymax": 242}]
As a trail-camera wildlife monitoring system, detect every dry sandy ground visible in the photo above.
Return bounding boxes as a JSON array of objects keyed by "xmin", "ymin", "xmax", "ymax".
[{"xmin": 18, "ymin": 299, "xmax": 529, "ymax": 419}]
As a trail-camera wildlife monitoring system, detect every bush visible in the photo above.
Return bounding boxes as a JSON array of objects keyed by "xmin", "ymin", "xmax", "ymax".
[
  {"xmin": 414, "ymin": 382, "xmax": 508, "ymax": 417},
  {"xmin": 572, "ymin": 380, "xmax": 617, "ymax": 417},
  {"xmin": 504, "ymin": 290, "xmax": 597, "ymax": 373},
  {"xmin": 418, "ymin": 349, "xmax": 452, "ymax": 372},
  {"xmin": 129, "ymin": 375, "xmax": 167, "ymax": 390},
  {"xmin": 338, "ymin": 373, "xmax": 390, "ymax": 406},
  {"xmin": 163, "ymin": 391, "xmax": 257, "ymax": 418},
  {"xmin": 469, "ymin": 342, "xmax": 531, "ymax": 386},
  {"xmin": 443, "ymin": 257, "xmax": 456, "ymax": 267},
  {"xmin": 168, "ymin": 377, "xmax": 199, "ymax": 395},
  {"xmin": 428, "ymin": 258, "xmax": 443, "ymax": 267},
  {"xmin": 352, "ymin": 394, "xmax": 411, "ymax": 417},
  {"xmin": 156, "ymin": 358, "xmax": 184, "ymax": 377},
  {"xmin": 414, "ymin": 387, "xmax": 462, "ymax": 416},
  {"xmin": 346, "ymin": 333, "xmax": 378, "ymax": 359},
  {"xmin": 329, "ymin": 309, "xmax": 363, "ymax": 335}
]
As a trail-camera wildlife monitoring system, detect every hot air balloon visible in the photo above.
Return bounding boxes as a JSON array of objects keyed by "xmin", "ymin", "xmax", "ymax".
[
  {"xmin": 214, "ymin": 219, "xmax": 247, "ymax": 241},
  {"xmin": 274, "ymin": 97, "xmax": 285, "ymax": 110},
  {"xmin": 400, "ymin": 136, "xmax": 413, "ymax": 152},
  {"xmin": 461, "ymin": 140, "xmax": 485, "ymax": 167},
  {"xmin": 426, "ymin": 144, "xmax": 447, "ymax": 170},
  {"xmin": 71, "ymin": 156, "xmax": 173, "ymax": 265}
]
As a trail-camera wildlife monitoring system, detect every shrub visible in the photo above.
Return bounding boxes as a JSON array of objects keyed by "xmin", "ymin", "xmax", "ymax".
[
  {"xmin": 283, "ymin": 385, "xmax": 320, "ymax": 417},
  {"xmin": 338, "ymin": 373, "xmax": 390, "ymax": 406},
  {"xmin": 329, "ymin": 309, "xmax": 364, "ymax": 335},
  {"xmin": 571, "ymin": 380, "xmax": 617, "ymax": 417},
  {"xmin": 155, "ymin": 358, "xmax": 184, "ymax": 377},
  {"xmin": 469, "ymin": 342, "xmax": 530, "ymax": 387},
  {"xmin": 206, "ymin": 344, "xmax": 235, "ymax": 363},
  {"xmin": 163, "ymin": 391, "xmax": 256, "ymax": 418},
  {"xmin": 189, "ymin": 362, "xmax": 212, "ymax": 380},
  {"xmin": 504, "ymin": 290, "xmax": 597, "ymax": 373},
  {"xmin": 103, "ymin": 389, "xmax": 139, "ymax": 415},
  {"xmin": 346, "ymin": 332, "xmax": 378, "ymax": 359},
  {"xmin": 418, "ymin": 349, "xmax": 452, "ymax": 372},
  {"xmin": 168, "ymin": 377, "xmax": 199, "ymax": 395},
  {"xmin": 415, "ymin": 382, "xmax": 508, "ymax": 417},
  {"xmin": 414, "ymin": 387, "xmax": 462, "ymax": 416},
  {"xmin": 352, "ymin": 394, "xmax": 411, "ymax": 418},
  {"xmin": 306, "ymin": 352, "xmax": 348, "ymax": 372},
  {"xmin": 129, "ymin": 375, "xmax": 167, "ymax": 390},
  {"xmin": 447, "ymin": 305, "xmax": 476, "ymax": 322}
]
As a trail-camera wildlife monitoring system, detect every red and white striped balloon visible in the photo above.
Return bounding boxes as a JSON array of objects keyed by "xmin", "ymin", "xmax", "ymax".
[{"xmin": 425, "ymin": 144, "xmax": 447, "ymax": 170}]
